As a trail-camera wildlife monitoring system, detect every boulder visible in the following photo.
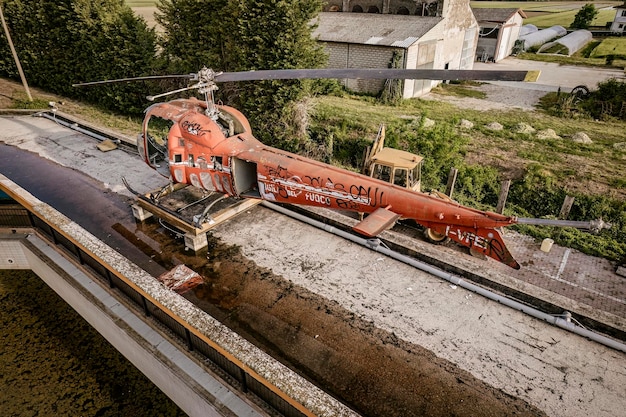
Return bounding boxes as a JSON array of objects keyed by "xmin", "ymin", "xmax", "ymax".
[
  {"xmin": 536, "ymin": 129, "xmax": 561, "ymax": 140},
  {"xmin": 513, "ymin": 122, "xmax": 535, "ymax": 134},
  {"xmin": 485, "ymin": 122, "xmax": 503, "ymax": 131},
  {"xmin": 422, "ymin": 117, "xmax": 435, "ymax": 128},
  {"xmin": 571, "ymin": 132, "xmax": 592, "ymax": 144},
  {"xmin": 459, "ymin": 119, "xmax": 474, "ymax": 129}
]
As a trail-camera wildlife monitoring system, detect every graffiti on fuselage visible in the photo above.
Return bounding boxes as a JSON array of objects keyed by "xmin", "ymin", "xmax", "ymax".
[
  {"xmin": 181, "ymin": 120, "xmax": 210, "ymax": 136},
  {"xmin": 259, "ymin": 164, "xmax": 385, "ymax": 210},
  {"xmin": 446, "ymin": 227, "xmax": 508, "ymax": 264}
]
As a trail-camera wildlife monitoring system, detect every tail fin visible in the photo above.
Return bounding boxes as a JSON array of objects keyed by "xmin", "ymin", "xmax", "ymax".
[{"xmin": 429, "ymin": 224, "xmax": 520, "ymax": 269}]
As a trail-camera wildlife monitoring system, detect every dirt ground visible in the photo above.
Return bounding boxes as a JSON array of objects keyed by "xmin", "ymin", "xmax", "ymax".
[
  {"xmin": 0, "ymin": 270, "xmax": 185, "ymax": 417},
  {"xmin": 172, "ymin": 233, "xmax": 546, "ymax": 417}
]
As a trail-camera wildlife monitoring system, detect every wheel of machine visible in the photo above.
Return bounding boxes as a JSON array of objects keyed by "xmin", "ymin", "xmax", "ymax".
[
  {"xmin": 570, "ymin": 85, "xmax": 589, "ymax": 103},
  {"xmin": 424, "ymin": 227, "xmax": 450, "ymax": 244},
  {"xmin": 423, "ymin": 190, "xmax": 453, "ymax": 244}
]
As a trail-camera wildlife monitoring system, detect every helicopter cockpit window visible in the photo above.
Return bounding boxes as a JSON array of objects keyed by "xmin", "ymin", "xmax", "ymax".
[
  {"xmin": 142, "ymin": 115, "xmax": 172, "ymax": 177},
  {"xmin": 212, "ymin": 156, "xmax": 223, "ymax": 171},
  {"xmin": 393, "ymin": 168, "xmax": 407, "ymax": 188},
  {"xmin": 217, "ymin": 113, "xmax": 236, "ymax": 137},
  {"xmin": 373, "ymin": 164, "xmax": 392, "ymax": 183}
]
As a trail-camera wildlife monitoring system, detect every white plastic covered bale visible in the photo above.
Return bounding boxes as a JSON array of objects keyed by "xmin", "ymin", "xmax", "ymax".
[
  {"xmin": 538, "ymin": 29, "xmax": 593, "ymax": 56},
  {"xmin": 519, "ymin": 24, "xmax": 538, "ymax": 37},
  {"xmin": 519, "ymin": 25, "xmax": 567, "ymax": 51}
]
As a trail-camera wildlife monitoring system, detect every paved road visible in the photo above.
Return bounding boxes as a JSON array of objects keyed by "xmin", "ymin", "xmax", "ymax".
[{"xmin": 475, "ymin": 57, "xmax": 625, "ymax": 92}]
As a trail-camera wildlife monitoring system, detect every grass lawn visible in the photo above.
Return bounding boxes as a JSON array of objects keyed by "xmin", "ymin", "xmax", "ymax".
[
  {"xmin": 128, "ymin": 1, "xmax": 623, "ymax": 30},
  {"xmin": 471, "ymin": 1, "xmax": 620, "ymax": 13},
  {"xmin": 524, "ymin": 8, "xmax": 620, "ymax": 28},
  {"xmin": 465, "ymin": 2, "xmax": 622, "ymax": 29},
  {"xmin": 310, "ymin": 90, "xmax": 626, "ymax": 198},
  {"xmin": 591, "ymin": 38, "xmax": 626, "ymax": 57}
]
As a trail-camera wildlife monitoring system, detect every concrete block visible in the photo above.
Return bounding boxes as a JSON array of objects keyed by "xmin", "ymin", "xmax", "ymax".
[
  {"xmin": 131, "ymin": 204, "xmax": 153, "ymax": 221},
  {"xmin": 184, "ymin": 232, "xmax": 208, "ymax": 251}
]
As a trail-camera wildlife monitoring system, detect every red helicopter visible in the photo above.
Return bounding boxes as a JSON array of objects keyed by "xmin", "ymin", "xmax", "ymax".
[{"xmin": 76, "ymin": 66, "xmax": 600, "ymax": 270}]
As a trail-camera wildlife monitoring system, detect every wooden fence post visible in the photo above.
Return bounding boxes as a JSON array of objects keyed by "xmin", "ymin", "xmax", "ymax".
[
  {"xmin": 559, "ymin": 195, "xmax": 575, "ymax": 219},
  {"xmin": 445, "ymin": 167, "xmax": 458, "ymax": 198}
]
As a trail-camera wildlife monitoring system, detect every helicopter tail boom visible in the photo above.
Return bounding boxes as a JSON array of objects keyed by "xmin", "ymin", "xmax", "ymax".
[{"xmin": 426, "ymin": 223, "xmax": 520, "ymax": 269}]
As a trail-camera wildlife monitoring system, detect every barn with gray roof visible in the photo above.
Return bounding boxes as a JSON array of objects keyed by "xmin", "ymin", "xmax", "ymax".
[{"xmin": 313, "ymin": 0, "xmax": 479, "ymax": 98}]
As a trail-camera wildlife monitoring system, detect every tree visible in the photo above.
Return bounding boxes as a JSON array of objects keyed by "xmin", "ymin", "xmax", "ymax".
[
  {"xmin": 0, "ymin": 0, "xmax": 158, "ymax": 114},
  {"xmin": 155, "ymin": 0, "xmax": 327, "ymax": 150},
  {"xmin": 571, "ymin": 3, "xmax": 599, "ymax": 29},
  {"xmin": 155, "ymin": 0, "xmax": 231, "ymax": 74}
]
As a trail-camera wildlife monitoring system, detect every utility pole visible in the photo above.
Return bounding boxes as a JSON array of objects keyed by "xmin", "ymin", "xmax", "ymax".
[{"xmin": 0, "ymin": 3, "xmax": 32, "ymax": 102}]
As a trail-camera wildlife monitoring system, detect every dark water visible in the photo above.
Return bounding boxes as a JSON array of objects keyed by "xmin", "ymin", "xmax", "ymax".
[
  {"xmin": 0, "ymin": 143, "xmax": 168, "ymax": 277},
  {"xmin": 0, "ymin": 144, "xmax": 190, "ymax": 415},
  {"xmin": 0, "ymin": 269, "xmax": 187, "ymax": 417}
]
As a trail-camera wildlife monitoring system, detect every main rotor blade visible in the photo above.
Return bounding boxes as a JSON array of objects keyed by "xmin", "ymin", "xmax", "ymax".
[
  {"xmin": 215, "ymin": 68, "xmax": 539, "ymax": 83},
  {"xmin": 72, "ymin": 73, "xmax": 196, "ymax": 87}
]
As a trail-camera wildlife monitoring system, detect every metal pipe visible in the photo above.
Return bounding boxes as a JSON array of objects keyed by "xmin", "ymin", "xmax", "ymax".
[
  {"xmin": 36, "ymin": 111, "xmax": 118, "ymax": 144},
  {"xmin": 262, "ymin": 202, "xmax": 626, "ymax": 353},
  {"xmin": 516, "ymin": 217, "xmax": 610, "ymax": 232}
]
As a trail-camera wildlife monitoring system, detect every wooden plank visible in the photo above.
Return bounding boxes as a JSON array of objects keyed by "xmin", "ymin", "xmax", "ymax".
[{"xmin": 137, "ymin": 195, "xmax": 261, "ymax": 235}]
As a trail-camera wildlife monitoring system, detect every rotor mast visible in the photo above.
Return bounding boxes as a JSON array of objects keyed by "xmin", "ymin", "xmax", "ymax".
[{"xmin": 145, "ymin": 67, "xmax": 223, "ymax": 119}]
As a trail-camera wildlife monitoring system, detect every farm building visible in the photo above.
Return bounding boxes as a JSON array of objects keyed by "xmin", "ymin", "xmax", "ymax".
[
  {"xmin": 537, "ymin": 30, "xmax": 592, "ymax": 56},
  {"xmin": 313, "ymin": 0, "xmax": 479, "ymax": 98},
  {"xmin": 472, "ymin": 7, "xmax": 526, "ymax": 62},
  {"xmin": 518, "ymin": 25, "xmax": 567, "ymax": 52},
  {"xmin": 610, "ymin": 1, "xmax": 626, "ymax": 34}
]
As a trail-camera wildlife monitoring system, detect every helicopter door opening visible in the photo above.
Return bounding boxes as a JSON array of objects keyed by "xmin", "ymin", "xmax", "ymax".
[{"xmin": 231, "ymin": 157, "xmax": 260, "ymax": 198}]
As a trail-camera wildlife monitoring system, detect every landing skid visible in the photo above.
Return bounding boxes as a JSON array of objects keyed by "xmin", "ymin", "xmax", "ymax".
[{"xmin": 123, "ymin": 177, "xmax": 261, "ymax": 251}]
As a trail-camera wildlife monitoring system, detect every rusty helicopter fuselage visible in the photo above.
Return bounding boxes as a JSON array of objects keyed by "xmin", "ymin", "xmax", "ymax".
[{"xmin": 140, "ymin": 97, "xmax": 521, "ymax": 269}]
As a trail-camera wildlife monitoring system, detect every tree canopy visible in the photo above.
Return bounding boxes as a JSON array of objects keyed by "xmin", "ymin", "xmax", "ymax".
[
  {"xmin": 155, "ymin": 0, "xmax": 327, "ymax": 148},
  {"xmin": 0, "ymin": 0, "xmax": 158, "ymax": 113},
  {"xmin": 570, "ymin": 3, "xmax": 598, "ymax": 29},
  {"xmin": 0, "ymin": 0, "xmax": 328, "ymax": 144}
]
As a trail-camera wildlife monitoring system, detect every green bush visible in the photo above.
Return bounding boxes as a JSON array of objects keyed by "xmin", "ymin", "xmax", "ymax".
[
  {"xmin": 580, "ymin": 78, "xmax": 626, "ymax": 119},
  {"xmin": 386, "ymin": 119, "xmax": 469, "ymax": 191}
]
